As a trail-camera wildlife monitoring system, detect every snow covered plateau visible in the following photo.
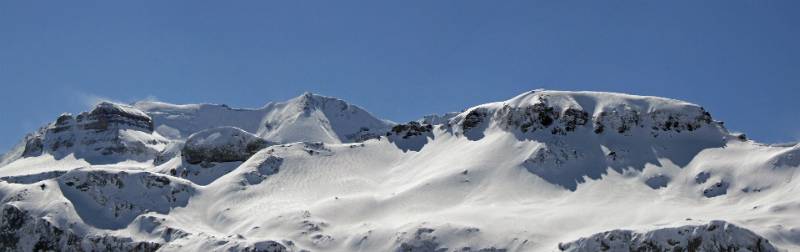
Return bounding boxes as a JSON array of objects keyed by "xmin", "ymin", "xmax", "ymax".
[{"xmin": 1, "ymin": 90, "xmax": 798, "ymax": 252}]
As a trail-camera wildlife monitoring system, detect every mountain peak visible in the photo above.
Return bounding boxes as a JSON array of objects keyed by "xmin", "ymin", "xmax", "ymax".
[
  {"xmin": 131, "ymin": 93, "xmax": 394, "ymax": 144},
  {"xmin": 260, "ymin": 92, "xmax": 393, "ymax": 143},
  {"xmin": 287, "ymin": 92, "xmax": 348, "ymax": 111},
  {"xmin": 450, "ymin": 89, "xmax": 721, "ymax": 138},
  {"xmin": 90, "ymin": 101, "xmax": 152, "ymax": 123}
]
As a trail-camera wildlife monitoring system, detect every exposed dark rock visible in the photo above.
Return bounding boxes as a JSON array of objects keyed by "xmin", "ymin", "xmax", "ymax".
[
  {"xmin": 17, "ymin": 102, "xmax": 166, "ymax": 163},
  {"xmin": 560, "ymin": 108, "xmax": 590, "ymax": 132},
  {"xmin": 397, "ymin": 228, "xmax": 446, "ymax": 252},
  {"xmin": 593, "ymin": 107, "xmax": 640, "ymax": 134},
  {"xmin": 0, "ymin": 204, "xmax": 161, "ymax": 251},
  {"xmin": 349, "ymin": 127, "xmax": 383, "ymax": 142},
  {"xmin": 742, "ymin": 186, "xmax": 768, "ymax": 193},
  {"xmin": 239, "ymin": 241, "xmax": 288, "ymax": 252},
  {"xmin": 82, "ymin": 102, "xmax": 154, "ymax": 132},
  {"xmin": 51, "ymin": 113, "xmax": 75, "ymax": 133},
  {"xmin": 703, "ymin": 181, "xmax": 729, "ymax": 198},
  {"xmin": 498, "ymin": 99, "xmax": 561, "ymax": 133},
  {"xmin": 559, "ymin": 220, "xmax": 778, "ymax": 252},
  {"xmin": 243, "ymin": 156, "xmax": 284, "ymax": 185},
  {"xmin": 462, "ymin": 109, "xmax": 488, "ymax": 131},
  {"xmin": 395, "ymin": 227, "xmax": 505, "ymax": 252},
  {"xmin": 0, "ymin": 171, "xmax": 67, "ymax": 184},
  {"xmin": 650, "ymin": 108, "xmax": 713, "ymax": 133},
  {"xmin": 183, "ymin": 127, "xmax": 271, "ymax": 164},
  {"xmin": 21, "ymin": 134, "xmax": 44, "ymax": 157},
  {"xmin": 58, "ymin": 170, "xmax": 195, "ymax": 229},
  {"xmin": 386, "ymin": 122, "xmax": 435, "ymax": 152},
  {"xmin": 389, "ymin": 122, "xmax": 434, "ymax": 139},
  {"xmin": 457, "ymin": 93, "xmax": 718, "ymax": 139}
]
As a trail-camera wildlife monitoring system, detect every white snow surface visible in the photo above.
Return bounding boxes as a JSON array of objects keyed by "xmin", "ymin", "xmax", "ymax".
[
  {"xmin": 134, "ymin": 92, "xmax": 393, "ymax": 144},
  {"xmin": 0, "ymin": 90, "xmax": 798, "ymax": 251},
  {"xmin": 184, "ymin": 126, "xmax": 266, "ymax": 152}
]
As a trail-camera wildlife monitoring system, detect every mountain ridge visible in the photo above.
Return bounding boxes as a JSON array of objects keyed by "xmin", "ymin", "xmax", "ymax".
[{"xmin": 0, "ymin": 89, "xmax": 797, "ymax": 251}]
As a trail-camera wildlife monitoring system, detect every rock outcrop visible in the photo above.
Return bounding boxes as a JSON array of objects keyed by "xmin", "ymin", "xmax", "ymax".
[
  {"xmin": 18, "ymin": 102, "xmax": 166, "ymax": 162},
  {"xmin": 58, "ymin": 169, "xmax": 195, "ymax": 229},
  {"xmin": 182, "ymin": 126, "xmax": 270, "ymax": 164},
  {"xmin": 0, "ymin": 204, "xmax": 161, "ymax": 251},
  {"xmin": 388, "ymin": 122, "xmax": 434, "ymax": 139},
  {"xmin": 385, "ymin": 122, "xmax": 435, "ymax": 152},
  {"xmin": 450, "ymin": 90, "xmax": 722, "ymax": 138},
  {"xmin": 559, "ymin": 221, "xmax": 778, "ymax": 252},
  {"xmin": 449, "ymin": 90, "xmax": 728, "ymax": 191}
]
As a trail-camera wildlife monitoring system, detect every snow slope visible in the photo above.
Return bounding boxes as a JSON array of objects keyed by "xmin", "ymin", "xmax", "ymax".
[
  {"xmin": 134, "ymin": 92, "xmax": 393, "ymax": 144},
  {"xmin": 1, "ymin": 90, "xmax": 798, "ymax": 251}
]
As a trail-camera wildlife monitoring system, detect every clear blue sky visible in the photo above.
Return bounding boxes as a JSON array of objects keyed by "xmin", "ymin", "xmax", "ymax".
[{"xmin": 1, "ymin": 1, "xmax": 798, "ymax": 152}]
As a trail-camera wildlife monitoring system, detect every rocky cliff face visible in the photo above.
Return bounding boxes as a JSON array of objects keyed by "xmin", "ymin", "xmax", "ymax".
[
  {"xmin": 384, "ymin": 121, "xmax": 435, "ymax": 152},
  {"xmin": 559, "ymin": 221, "xmax": 778, "ymax": 252},
  {"xmin": 18, "ymin": 102, "xmax": 167, "ymax": 163},
  {"xmin": 450, "ymin": 90, "xmax": 720, "ymax": 138},
  {"xmin": 0, "ymin": 201, "xmax": 289, "ymax": 252},
  {"xmin": 81, "ymin": 102, "xmax": 154, "ymax": 132},
  {"xmin": 58, "ymin": 169, "xmax": 195, "ymax": 229},
  {"xmin": 0, "ymin": 204, "xmax": 161, "ymax": 252},
  {"xmin": 182, "ymin": 126, "xmax": 270, "ymax": 165}
]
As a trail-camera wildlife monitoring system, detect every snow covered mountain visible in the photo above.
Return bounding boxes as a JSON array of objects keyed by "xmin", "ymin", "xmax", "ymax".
[
  {"xmin": 0, "ymin": 90, "xmax": 798, "ymax": 251},
  {"xmin": 132, "ymin": 92, "xmax": 393, "ymax": 144}
]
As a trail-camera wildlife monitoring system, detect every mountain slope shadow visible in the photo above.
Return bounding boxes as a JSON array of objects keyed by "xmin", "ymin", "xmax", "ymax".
[
  {"xmin": 520, "ymin": 129, "xmax": 726, "ymax": 190},
  {"xmin": 446, "ymin": 90, "xmax": 728, "ymax": 190}
]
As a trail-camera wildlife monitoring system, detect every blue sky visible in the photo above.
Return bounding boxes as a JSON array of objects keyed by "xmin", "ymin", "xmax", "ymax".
[{"xmin": 1, "ymin": 1, "xmax": 798, "ymax": 152}]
